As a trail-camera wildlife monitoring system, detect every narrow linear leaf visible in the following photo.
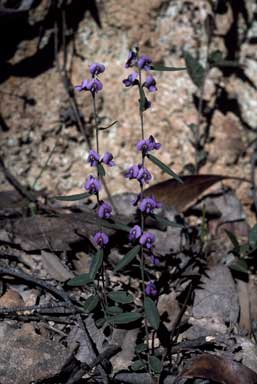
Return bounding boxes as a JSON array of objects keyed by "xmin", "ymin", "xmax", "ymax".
[
  {"xmin": 249, "ymin": 224, "xmax": 257, "ymax": 249},
  {"xmin": 106, "ymin": 306, "xmax": 123, "ymax": 314},
  {"xmin": 108, "ymin": 291, "xmax": 134, "ymax": 304},
  {"xmin": 151, "ymin": 64, "xmax": 186, "ymax": 72},
  {"xmin": 97, "ymin": 163, "xmax": 106, "ymax": 177},
  {"xmin": 99, "ymin": 120, "xmax": 118, "ymax": 130},
  {"xmin": 224, "ymin": 229, "xmax": 240, "ymax": 253},
  {"xmin": 53, "ymin": 192, "xmax": 90, "ymax": 201},
  {"xmin": 229, "ymin": 259, "xmax": 248, "ymax": 274},
  {"xmin": 149, "ymin": 355, "xmax": 162, "ymax": 374},
  {"xmin": 107, "ymin": 311, "xmax": 141, "ymax": 325},
  {"xmin": 147, "ymin": 154, "xmax": 183, "ymax": 184},
  {"xmin": 67, "ymin": 273, "xmax": 93, "ymax": 286},
  {"xmin": 100, "ymin": 219, "xmax": 130, "ymax": 232},
  {"xmin": 131, "ymin": 360, "xmax": 146, "ymax": 371},
  {"xmin": 83, "ymin": 295, "xmax": 99, "ymax": 313},
  {"xmin": 144, "ymin": 297, "xmax": 160, "ymax": 330},
  {"xmin": 89, "ymin": 249, "xmax": 104, "ymax": 279},
  {"xmin": 151, "ymin": 214, "xmax": 184, "ymax": 228},
  {"xmin": 183, "ymin": 50, "xmax": 205, "ymax": 88},
  {"xmin": 114, "ymin": 245, "xmax": 141, "ymax": 273}
]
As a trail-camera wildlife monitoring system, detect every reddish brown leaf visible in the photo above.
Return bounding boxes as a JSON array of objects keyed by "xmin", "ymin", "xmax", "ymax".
[
  {"xmin": 175, "ymin": 353, "xmax": 257, "ymax": 384},
  {"xmin": 145, "ymin": 174, "xmax": 248, "ymax": 212}
]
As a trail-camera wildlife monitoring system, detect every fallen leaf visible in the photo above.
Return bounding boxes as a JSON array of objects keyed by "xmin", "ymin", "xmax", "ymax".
[
  {"xmin": 41, "ymin": 250, "xmax": 74, "ymax": 281},
  {"xmin": 175, "ymin": 353, "xmax": 257, "ymax": 384},
  {"xmin": 144, "ymin": 174, "xmax": 247, "ymax": 212}
]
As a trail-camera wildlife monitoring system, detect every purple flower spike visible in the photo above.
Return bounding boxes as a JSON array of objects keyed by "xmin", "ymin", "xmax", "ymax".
[
  {"xmin": 143, "ymin": 75, "xmax": 157, "ymax": 92},
  {"xmin": 139, "ymin": 232, "xmax": 156, "ymax": 249},
  {"xmin": 136, "ymin": 136, "xmax": 161, "ymax": 154},
  {"xmin": 123, "ymin": 71, "xmax": 138, "ymax": 87},
  {"xmin": 89, "ymin": 63, "xmax": 105, "ymax": 77},
  {"xmin": 129, "ymin": 225, "xmax": 142, "ymax": 242},
  {"xmin": 139, "ymin": 196, "xmax": 162, "ymax": 214},
  {"xmin": 87, "ymin": 78, "xmax": 103, "ymax": 94},
  {"xmin": 98, "ymin": 201, "xmax": 112, "ymax": 219},
  {"xmin": 87, "ymin": 149, "xmax": 100, "ymax": 167},
  {"xmin": 145, "ymin": 281, "xmax": 158, "ymax": 297},
  {"xmin": 93, "ymin": 231, "xmax": 109, "ymax": 248},
  {"xmin": 85, "ymin": 175, "xmax": 101, "ymax": 194},
  {"xmin": 125, "ymin": 50, "xmax": 137, "ymax": 68},
  {"xmin": 137, "ymin": 166, "xmax": 152, "ymax": 184},
  {"xmin": 125, "ymin": 164, "xmax": 140, "ymax": 180},
  {"xmin": 102, "ymin": 152, "xmax": 115, "ymax": 167},
  {"xmin": 138, "ymin": 55, "xmax": 152, "ymax": 71},
  {"xmin": 74, "ymin": 79, "xmax": 89, "ymax": 92}
]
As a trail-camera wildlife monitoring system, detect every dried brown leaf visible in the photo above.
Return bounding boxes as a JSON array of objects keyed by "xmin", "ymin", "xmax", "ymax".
[{"xmin": 176, "ymin": 353, "xmax": 257, "ymax": 384}]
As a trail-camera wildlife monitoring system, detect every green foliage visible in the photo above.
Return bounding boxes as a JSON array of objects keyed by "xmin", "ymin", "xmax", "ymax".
[
  {"xmin": 82, "ymin": 295, "xmax": 99, "ymax": 313},
  {"xmin": 183, "ymin": 50, "xmax": 205, "ymax": 88},
  {"xmin": 108, "ymin": 291, "xmax": 134, "ymax": 304},
  {"xmin": 149, "ymin": 355, "xmax": 162, "ymax": 374},
  {"xmin": 107, "ymin": 312, "xmax": 142, "ymax": 325},
  {"xmin": 150, "ymin": 64, "xmax": 186, "ymax": 72},
  {"xmin": 144, "ymin": 297, "xmax": 160, "ymax": 330},
  {"xmin": 97, "ymin": 162, "xmax": 106, "ymax": 176},
  {"xmin": 53, "ymin": 191, "xmax": 90, "ymax": 201},
  {"xmin": 114, "ymin": 245, "xmax": 141, "ymax": 273},
  {"xmin": 89, "ymin": 249, "xmax": 104, "ymax": 279},
  {"xmin": 131, "ymin": 360, "xmax": 146, "ymax": 371},
  {"xmin": 147, "ymin": 153, "xmax": 183, "ymax": 183},
  {"xmin": 67, "ymin": 273, "xmax": 93, "ymax": 286}
]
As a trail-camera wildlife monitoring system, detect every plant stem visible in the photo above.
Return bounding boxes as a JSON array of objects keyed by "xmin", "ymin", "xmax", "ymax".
[{"xmin": 138, "ymin": 67, "xmax": 151, "ymax": 374}]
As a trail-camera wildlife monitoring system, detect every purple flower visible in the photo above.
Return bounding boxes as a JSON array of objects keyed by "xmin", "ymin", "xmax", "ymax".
[
  {"xmin": 85, "ymin": 175, "xmax": 101, "ymax": 194},
  {"xmin": 137, "ymin": 166, "xmax": 152, "ymax": 184},
  {"xmin": 86, "ymin": 78, "xmax": 103, "ymax": 94},
  {"xmin": 139, "ymin": 196, "xmax": 162, "ymax": 214},
  {"xmin": 74, "ymin": 79, "xmax": 89, "ymax": 92},
  {"xmin": 143, "ymin": 75, "xmax": 157, "ymax": 92},
  {"xmin": 123, "ymin": 71, "xmax": 138, "ymax": 87},
  {"xmin": 136, "ymin": 135, "xmax": 161, "ymax": 154},
  {"xmin": 138, "ymin": 55, "xmax": 152, "ymax": 71},
  {"xmin": 98, "ymin": 201, "xmax": 112, "ymax": 219},
  {"xmin": 125, "ymin": 164, "xmax": 140, "ymax": 180},
  {"xmin": 139, "ymin": 232, "xmax": 155, "ymax": 249},
  {"xmin": 144, "ymin": 97, "xmax": 152, "ymax": 110},
  {"xmin": 151, "ymin": 254, "xmax": 160, "ymax": 266},
  {"xmin": 102, "ymin": 152, "xmax": 115, "ymax": 167},
  {"xmin": 145, "ymin": 281, "xmax": 158, "ymax": 297},
  {"xmin": 129, "ymin": 225, "xmax": 142, "ymax": 241},
  {"xmin": 125, "ymin": 50, "xmax": 137, "ymax": 68},
  {"xmin": 93, "ymin": 231, "xmax": 109, "ymax": 248},
  {"xmin": 87, "ymin": 149, "xmax": 100, "ymax": 166},
  {"xmin": 89, "ymin": 63, "xmax": 105, "ymax": 77}
]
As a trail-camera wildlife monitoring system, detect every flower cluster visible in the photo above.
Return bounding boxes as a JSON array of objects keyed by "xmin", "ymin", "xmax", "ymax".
[
  {"xmin": 122, "ymin": 50, "xmax": 158, "ymax": 109},
  {"xmin": 136, "ymin": 135, "xmax": 161, "ymax": 155},
  {"xmin": 145, "ymin": 281, "xmax": 158, "ymax": 297},
  {"xmin": 87, "ymin": 150, "xmax": 115, "ymax": 167},
  {"xmin": 125, "ymin": 164, "xmax": 152, "ymax": 184},
  {"xmin": 75, "ymin": 62, "xmax": 105, "ymax": 95},
  {"xmin": 129, "ymin": 226, "xmax": 155, "ymax": 249}
]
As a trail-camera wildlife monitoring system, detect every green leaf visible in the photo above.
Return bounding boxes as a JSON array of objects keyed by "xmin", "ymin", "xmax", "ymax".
[
  {"xmin": 99, "ymin": 120, "xmax": 118, "ymax": 130},
  {"xmin": 106, "ymin": 306, "xmax": 123, "ymax": 314},
  {"xmin": 97, "ymin": 163, "xmax": 106, "ymax": 177},
  {"xmin": 82, "ymin": 295, "xmax": 99, "ymax": 313},
  {"xmin": 100, "ymin": 219, "xmax": 131, "ymax": 232},
  {"xmin": 114, "ymin": 245, "xmax": 141, "ymax": 273},
  {"xmin": 108, "ymin": 291, "xmax": 134, "ymax": 304},
  {"xmin": 149, "ymin": 355, "xmax": 162, "ymax": 374},
  {"xmin": 53, "ymin": 192, "xmax": 90, "ymax": 201},
  {"xmin": 183, "ymin": 50, "xmax": 205, "ymax": 88},
  {"xmin": 67, "ymin": 273, "xmax": 93, "ymax": 286},
  {"xmin": 229, "ymin": 258, "xmax": 248, "ymax": 274},
  {"xmin": 147, "ymin": 154, "xmax": 183, "ymax": 184},
  {"xmin": 131, "ymin": 360, "xmax": 146, "ymax": 371},
  {"xmin": 151, "ymin": 214, "xmax": 183, "ymax": 228},
  {"xmin": 135, "ymin": 343, "xmax": 148, "ymax": 353},
  {"xmin": 95, "ymin": 317, "xmax": 106, "ymax": 328},
  {"xmin": 107, "ymin": 312, "xmax": 141, "ymax": 325},
  {"xmin": 150, "ymin": 64, "xmax": 186, "ymax": 72},
  {"xmin": 249, "ymin": 224, "xmax": 257, "ymax": 249},
  {"xmin": 224, "ymin": 229, "xmax": 240, "ymax": 253},
  {"xmin": 89, "ymin": 249, "xmax": 104, "ymax": 279},
  {"xmin": 144, "ymin": 297, "xmax": 160, "ymax": 330}
]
